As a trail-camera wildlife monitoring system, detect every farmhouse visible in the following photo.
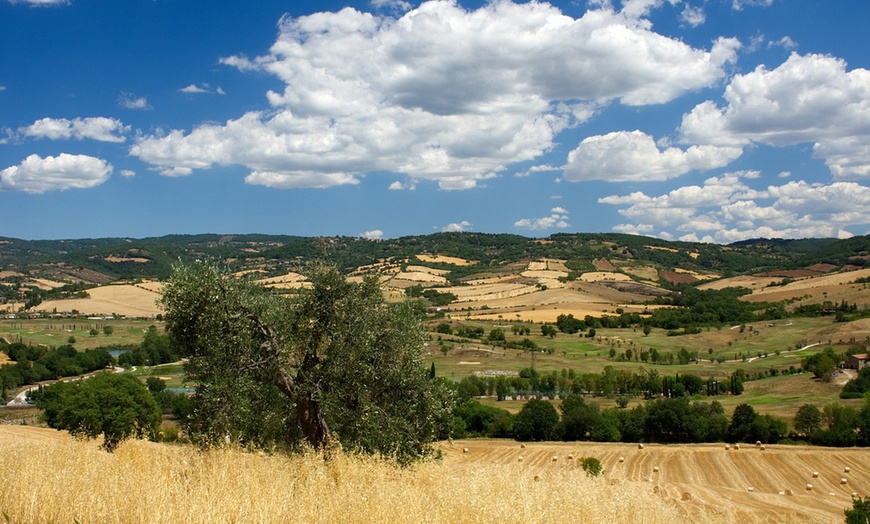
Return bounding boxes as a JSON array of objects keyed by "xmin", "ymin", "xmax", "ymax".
[{"xmin": 848, "ymin": 353, "xmax": 870, "ymax": 370}]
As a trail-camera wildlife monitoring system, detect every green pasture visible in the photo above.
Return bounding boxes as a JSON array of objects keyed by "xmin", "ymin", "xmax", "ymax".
[
  {"xmin": 0, "ymin": 318, "xmax": 161, "ymax": 350},
  {"xmin": 426, "ymin": 317, "xmax": 850, "ymax": 381}
]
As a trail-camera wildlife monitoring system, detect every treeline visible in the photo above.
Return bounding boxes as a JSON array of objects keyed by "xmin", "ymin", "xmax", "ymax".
[
  {"xmin": 454, "ymin": 396, "xmax": 870, "ymax": 447},
  {"xmin": 117, "ymin": 325, "xmax": 181, "ymax": 367},
  {"xmin": 455, "ymin": 366, "xmax": 747, "ymax": 400},
  {"xmin": 0, "ymin": 340, "xmax": 114, "ymax": 400},
  {"xmin": 5, "ymin": 231, "xmax": 870, "ymax": 284}
]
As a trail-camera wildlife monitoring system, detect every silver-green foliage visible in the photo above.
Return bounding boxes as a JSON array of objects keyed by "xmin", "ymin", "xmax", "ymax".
[{"xmin": 161, "ymin": 262, "xmax": 454, "ymax": 463}]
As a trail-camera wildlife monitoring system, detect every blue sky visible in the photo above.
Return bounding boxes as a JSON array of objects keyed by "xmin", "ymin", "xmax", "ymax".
[{"xmin": 2, "ymin": 0, "xmax": 869, "ymax": 243}]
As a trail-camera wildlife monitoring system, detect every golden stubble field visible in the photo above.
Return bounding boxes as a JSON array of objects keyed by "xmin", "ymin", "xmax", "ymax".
[
  {"xmin": 36, "ymin": 283, "xmax": 163, "ymax": 317},
  {"xmin": 0, "ymin": 426, "xmax": 865, "ymax": 523},
  {"xmin": 445, "ymin": 439, "xmax": 870, "ymax": 523}
]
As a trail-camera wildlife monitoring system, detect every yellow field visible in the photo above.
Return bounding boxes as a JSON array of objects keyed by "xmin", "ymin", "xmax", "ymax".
[
  {"xmin": 416, "ymin": 254, "xmax": 473, "ymax": 266},
  {"xmin": 36, "ymin": 284, "xmax": 161, "ymax": 317},
  {"xmin": 700, "ymin": 268, "xmax": 870, "ymax": 305},
  {"xmin": 448, "ymin": 439, "xmax": 868, "ymax": 523},
  {"xmin": 3, "ymin": 426, "xmax": 866, "ymax": 523},
  {"xmin": 580, "ymin": 272, "xmax": 634, "ymax": 282},
  {"xmin": 0, "ymin": 426, "xmax": 702, "ymax": 524},
  {"xmin": 391, "ymin": 271, "xmax": 448, "ymax": 284}
]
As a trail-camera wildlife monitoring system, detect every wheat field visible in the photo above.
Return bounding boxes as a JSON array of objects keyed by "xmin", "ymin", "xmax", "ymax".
[{"xmin": 0, "ymin": 426, "xmax": 728, "ymax": 524}]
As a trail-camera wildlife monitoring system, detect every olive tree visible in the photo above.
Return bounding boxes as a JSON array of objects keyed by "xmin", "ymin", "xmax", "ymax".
[{"xmin": 160, "ymin": 262, "xmax": 453, "ymax": 463}]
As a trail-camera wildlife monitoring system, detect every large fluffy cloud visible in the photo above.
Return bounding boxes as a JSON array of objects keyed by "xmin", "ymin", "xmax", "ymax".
[
  {"xmin": 132, "ymin": 1, "xmax": 738, "ymax": 190},
  {"xmin": 1, "ymin": 154, "xmax": 113, "ymax": 193},
  {"xmin": 680, "ymin": 53, "xmax": 870, "ymax": 179},
  {"xmin": 21, "ymin": 117, "xmax": 129, "ymax": 143},
  {"xmin": 599, "ymin": 173, "xmax": 870, "ymax": 242},
  {"xmin": 563, "ymin": 130, "xmax": 742, "ymax": 182}
]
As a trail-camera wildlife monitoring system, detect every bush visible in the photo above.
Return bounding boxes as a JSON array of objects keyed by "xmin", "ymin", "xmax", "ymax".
[{"xmin": 579, "ymin": 457, "xmax": 603, "ymax": 477}]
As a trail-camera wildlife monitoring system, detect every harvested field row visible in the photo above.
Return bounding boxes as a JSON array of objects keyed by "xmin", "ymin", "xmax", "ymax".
[
  {"xmin": 521, "ymin": 270, "xmax": 568, "ymax": 281},
  {"xmin": 391, "ymin": 271, "xmax": 448, "ymax": 284},
  {"xmin": 442, "ymin": 283, "xmax": 536, "ymax": 302},
  {"xmin": 404, "ymin": 265, "xmax": 450, "ymax": 276},
  {"xmin": 580, "ymin": 272, "xmax": 633, "ymax": 282},
  {"xmin": 445, "ymin": 440, "xmax": 870, "ymax": 523},
  {"xmin": 416, "ymin": 254, "xmax": 473, "ymax": 266},
  {"xmin": 36, "ymin": 285, "xmax": 161, "ymax": 317}
]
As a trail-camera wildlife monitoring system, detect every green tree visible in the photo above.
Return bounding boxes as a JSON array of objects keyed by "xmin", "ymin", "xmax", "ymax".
[
  {"xmin": 145, "ymin": 376, "xmax": 167, "ymax": 395},
  {"xmin": 161, "ymin": 263, "xmax": 454, "ymax": 463},
  {"xmin": 37, "ymin": 373, "xmax": 161, "ymax": 452},
  {"xmin": 561, "ymin": 394, "xmax": 601, "ymax": 441},
  {"xmin": 103, "ymin": 325, "xmax": 114, "ymax": 336},
  {"xmin": 488, "ymin": 328, "xmax": 505, "ymax": 342},
  {"xmin": 846, "ymin": 496, "xmax": 870, "ymax": 524},
  {"xmin": 541, "ymin": 325, "xmax": 557, "ymax": 338},
  {"xmin": 513, "ymin": 398, "xmax": 559, "ymax": 441},
  {"xmin": 793, "ymin": 404, "xmax": 822, "ymax": 437}
]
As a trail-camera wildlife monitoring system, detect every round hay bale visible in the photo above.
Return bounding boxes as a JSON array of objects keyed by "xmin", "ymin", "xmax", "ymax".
[
  {"xmin": 845, "ymin": 466, "xmax": 851, "ymax": 473},
  {"xmin": 747, "ymin": 487, "xmax": 754, "ymax": 492},
  {"xmin": 829, "ymin": 492, "xmax": 836, "ymax": 497},
  {"xmin": 653, "ymin": 485, "xmax": 661, "ymax": 494},
  {"xmin": 785, "ymin": 489, "xmax": 794, "ymax": 496},
  {"xmin": 760, "ymin": 445, "xmax": 766, "ymax": 451},
  {"xmin": 653, "ymin": 466, "xmax": 659, "ymax": 472},
  {"xmin": 518, "ymin": 456, "xmax": 523, "ymax": 462},
  {"xmin": 725, "ymin": 444, "xmax": 730, "ymax": 450},
  {"xmin": 567, "ymin": 453, "xmax": 574, "ymax": 460},
  {"xmin": 520, "ymin": 443, "xmax": 525, "ymax": 449},
  {"xmin": 852, "ymin": 492, "xmax": 859, "ymax": 498},
  {"xmin": 551, "ymin": 455, "xmax": 558, "ymax": 462},
  {"xmin": 533, "ymin": 474, "xmax": 541, "ymax": 482},
  {"xmin": 681, "ymin": 492, "xmax": 692, "ymax": 501},
  {"xmin": 638, "ymin": 443, "xmax": 644, "ymax": 449},
  {"xmin": 734, "ymin": 444, "xmax": 740, "ymax": 450},
  {"xmin": 842, "ymin": 478, "xmax": 849, "ymax": 484},
  {"xmin": 755, "ymin": 441, "xmax": 762, "ymax": 447},
  {"xmin": 462, "ymin": 447, "xmax": 469, "ymax": 454},
  {"xmin": 778, "ymin": 491, "xmax": 785, "ymax": 495},
  {"xmin": 812, "ymin": 471, "xmax": 819, "ymax": 478},
  {"xmin": 618, "ymin": 456, "xmax": 625, "ymax": 463},
  {"xmin": 806, "ymin": 484, "xmax": 813, "ymax": 491}
]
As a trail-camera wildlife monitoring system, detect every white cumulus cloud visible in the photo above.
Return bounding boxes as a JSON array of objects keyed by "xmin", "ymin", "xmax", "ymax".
[
  {"xmin": 133, "ymin": 1, "xmax": 739, "ymax": 190},
  {"xmin": 680, "ymin": 53, "xmax": 870, "ymax": 179},
  {"xmin": 563, "ymin": 130, "xmax": 742, "ymax": 182},
  {"xmin": 21, "ymin": 117, "xmax": 129, "ymax": 143},
  {"xmin": 442, "ymin": 220, "xmax": 472, "ymax": 232},
  {"xmin": 119, "ymin": 93, "xmax": 150, "ymax": 110},
  {"xmin": 362, "ymin": 229, "xmax": 384, "ymax": 239},
  {"xmin": 0, "ymin": 154, "xmax": 112, "ymax": 193},
  {"xmin": 599, "ymin": 173, "xmax": 870, "ymax": 242},
  {"xmin": 515, "ymin": 207, "xmax": 570, "ymax": 231}
]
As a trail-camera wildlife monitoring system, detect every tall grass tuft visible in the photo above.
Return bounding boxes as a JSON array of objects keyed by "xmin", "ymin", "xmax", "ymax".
[{"xmin": 0, "ymin": 433, "xmax": 723, "ymax": 523}]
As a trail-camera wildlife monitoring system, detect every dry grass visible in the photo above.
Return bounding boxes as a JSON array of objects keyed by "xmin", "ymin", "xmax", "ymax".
[
  {"xmin": 580, "ymin": 272, "xmax": 633, "ymax": 283},
  {"xmin": 0, "ymin": 427, "xmax": 724, "ymax": 524},
  {"xmin": 36, "ymin": 285, "xmax": 162, "ymax": 317},
  {"xmin": 416, "ymin": 254, "xmax": 473, "ymax": 266}
]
